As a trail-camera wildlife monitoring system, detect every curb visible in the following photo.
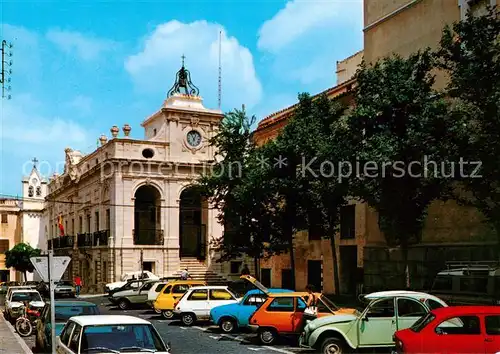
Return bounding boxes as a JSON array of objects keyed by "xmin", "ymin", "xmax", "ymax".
[{"xmin": 0, "ymin": 312, "xmax": 33, "ymax": 354}]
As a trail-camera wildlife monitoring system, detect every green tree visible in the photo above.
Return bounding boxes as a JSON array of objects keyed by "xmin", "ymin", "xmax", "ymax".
[
  {"xmin": 436, "ymin": 6, "xmax": 500, "ymax": 256},
  {"xmin": 346, "ymin": 51, "xmax": 462, "ymax": 288},
  {"xmin": 198, "ymin": 108, "xmax": 279, "ymax": 275},
  {"xmin": 5, "ymin": 243, "xmax": 42, "ymax": 281},
  {"xmin": 268, "ymin": 93, "xmax": 352, "ymax": 293}
]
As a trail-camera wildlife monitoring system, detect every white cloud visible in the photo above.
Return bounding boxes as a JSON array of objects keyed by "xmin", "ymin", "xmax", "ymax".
[
  {"xmin": 256, "ymin": 0, "xmax": 363, "ymax": 87},
  {"xmin": 258, "ymin": 0, "xmax": 361, "ymax": 53},
  {"xmin": 46, "ymin": 29, "xmax": 118, "ymax": 61},
  {"xmin": 66, "ymin": 95, "xmax": 93, "ymax": 114},
  {"xmin": 125, "ymin": 20, "xmax": 262, "ymax": 110},
  {"xmin": 0, "ymin": 94, "xmax": 90, "ymax": 156}
]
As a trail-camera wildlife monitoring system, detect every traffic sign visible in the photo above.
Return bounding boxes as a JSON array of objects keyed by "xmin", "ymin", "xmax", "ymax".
[{"xmin": 30, "ymin": 256, "xmax": 71, "ymax": 282}]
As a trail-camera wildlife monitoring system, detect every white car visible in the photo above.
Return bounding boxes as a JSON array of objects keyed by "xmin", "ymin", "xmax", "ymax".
[
  {"xmin": 5, "ymin": 289, "xmax": 45, "ymax": 322},
  {"xmin": 173, "ymin": 285, "xmax": 241, "ymax": 326},
  {"xmin": 146, "ymin": 281, "xmax": 169, "ymax": 313},
  {"xmin": 105, "ymin": 271, "xmax": 159, "ymax": 293},
  {"xmin": 361, "ymin": 290, "xmax": 448, "ymax": 310},
  {"xmin": 56, "ymin": 315, "xmax": 171, "ymax": 354}
]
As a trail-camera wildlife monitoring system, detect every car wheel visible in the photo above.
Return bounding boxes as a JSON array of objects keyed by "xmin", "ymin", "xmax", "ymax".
[
  {"xmin": 118, "ymin": 299, "xmax": 129, "ymax": 310},
  {"xmin": 162, "ymin": 310, "xmax": 174, "ymax": 319},
  {"xmin": 258, "ymin": 328, "xmax": 276, "ymax": 345},
  {"xmin": 154, "ymin": 308, "xmax": 162, "ymax": 314},
  {"xmin": 220, "ymin": 318, "xmax": 236, "ymax": 333},
  {"xmin": 181, "ymin": 313, "xmax": 195, "ymax": 326},
  {"xmin": 321, "ymin": 337, "xmax": 346, "ymax": 354}
]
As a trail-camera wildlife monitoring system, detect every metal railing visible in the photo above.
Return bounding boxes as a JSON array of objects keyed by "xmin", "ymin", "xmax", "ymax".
[
  {"xmin": 133, "ymin": 229, "xmax": 164, "ymax": 245},
  {"xmin": 445, "ymin": 261, "xmax": 500, "ymax": 271}
]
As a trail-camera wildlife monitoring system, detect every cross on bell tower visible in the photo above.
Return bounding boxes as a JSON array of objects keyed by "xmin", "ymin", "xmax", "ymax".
[
  {"xmin": 167, "ymin": 55, "xmax": 200, "ymax": 97},
  {"xmin": 32, "ymin": 157, "xmax": 38, "ymax": 168}
]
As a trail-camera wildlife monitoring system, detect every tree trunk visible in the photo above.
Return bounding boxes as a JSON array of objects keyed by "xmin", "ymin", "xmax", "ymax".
[
  {"xmin": 253, "ymin": 256, "xmax": 260, "ymax": 280},
  {"xmin": 328, "ymin": 223, "xmax": 340, "ymax": 295},
  {"xmin": 401, "ymin": 243, "xmax": 410, "ymax": 290}
]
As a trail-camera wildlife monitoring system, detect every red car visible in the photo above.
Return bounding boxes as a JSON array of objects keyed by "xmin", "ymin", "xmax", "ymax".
[{"xmin": 393, "ymin": 305, "xmax": 500, "ymax": 353}]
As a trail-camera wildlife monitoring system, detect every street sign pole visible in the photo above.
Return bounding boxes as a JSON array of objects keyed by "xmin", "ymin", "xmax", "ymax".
[{"xmin": 48, "ymin": 250, "xmax": 56, "ymax": 354}]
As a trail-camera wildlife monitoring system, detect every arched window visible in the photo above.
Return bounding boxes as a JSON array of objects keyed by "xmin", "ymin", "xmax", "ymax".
[
  {"xmin": 36, "ymin": 186, "xmax": 42, "ymax": 196},
  {"xmin": 28, "ymin": 186, "xmax": 34, "ymax": 197}
]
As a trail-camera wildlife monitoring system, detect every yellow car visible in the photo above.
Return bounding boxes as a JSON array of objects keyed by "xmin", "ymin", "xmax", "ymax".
[{"xmin": 154, "ymin": 280, "xmax": 206, "ymax": 319}]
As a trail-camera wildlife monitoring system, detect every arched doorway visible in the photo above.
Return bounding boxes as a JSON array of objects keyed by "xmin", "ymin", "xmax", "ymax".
[
  {"xmin": 134, "ymin": 185, "xmax": 162, "ymax": 245},
  {"xmin": 179, "ymin": 187, "xmax": 206, "ymax": 259}
]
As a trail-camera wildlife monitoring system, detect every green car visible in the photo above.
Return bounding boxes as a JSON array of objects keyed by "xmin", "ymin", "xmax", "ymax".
[
  {"xmin": 34, "ymin": 300, "xmax": 100, "ymax": 352},
  {"xmin": 299, "ymin": 291, "xmax": 448, "ymax": 354}
]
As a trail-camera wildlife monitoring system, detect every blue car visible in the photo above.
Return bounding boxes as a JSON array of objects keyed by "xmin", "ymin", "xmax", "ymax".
[{"xmin": 210, "ymin": 275, "xmax": 292, "ymax": 333}]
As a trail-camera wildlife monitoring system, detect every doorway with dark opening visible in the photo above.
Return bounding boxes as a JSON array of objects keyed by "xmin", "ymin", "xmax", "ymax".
[
  {"xmin": 340, "ymin": 245, "xmax": 357, "ymax": 295},
  {"xmin": 179, "ymin": 187, "xmax": 207, "ymax": 260}
]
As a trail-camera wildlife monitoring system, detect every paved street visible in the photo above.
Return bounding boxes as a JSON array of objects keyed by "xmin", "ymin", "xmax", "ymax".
[{"xmin": 2, "ymin": 295, "xmax": 313, "ymax": 354}]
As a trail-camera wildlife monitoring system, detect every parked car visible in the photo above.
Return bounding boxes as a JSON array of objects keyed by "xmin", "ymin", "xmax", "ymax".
[
  {"xmin": 300, "ymin": 291, "xmax": 449, "ymax": 354},
  {"xmin": 154, "ymin": 280, "xmax": 206, "ymax": 319},
  {"xmin": 249, "ymin": 291, "xmax": 358, "ymax": 345},
  {"xmin": 210, "ymin": 275, "xmax": 292, "ymax": 333},
  {"xmin": 5, "ymin": 289, "xmax": 45, "ymax": 322},
  {"xmin": 174, "ymin": 285, "xmax": 241, "ymax": 326},
  {"xmin": 110, "ymin": 280, "xmax": 159, "ymax": 310},
  {"xmin": 105, "ymin": 271, "xmax": 160, "ymax": 293},
  {"xmin": 37, "ymin": 280, "xmax": 76, "ymax": 298},
  {"xmin": 35, "ymin": 300, "xmax": 100, "ymax": 353},
  {"xmin": 430, "ymin": 261, "xmax": 500, "ymax": 305},
  {"xmin": 146, "ymin": 281, "xmax": 170, "ymax": 313},
  {"xmin": 108, "ymin": 279, "xmax": 151, "ymax": 307},
  {"xmin": 393, "ymin": 305, "xmax": 500, "ymax": 353},
  {"xmin": 56, "ymin": 315, "xmax": 171, "ymax": 354}
]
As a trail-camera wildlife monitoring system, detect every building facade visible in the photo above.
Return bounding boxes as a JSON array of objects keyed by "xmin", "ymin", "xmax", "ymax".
[
  {"xmin": 0, "ymin": 199, "xmax": 21, "ymax": 282},
  {"xmin": 44, "ymin": 64, "xmax": 250, "ymax": 293},
  {"xmin": 252, "ymin": 0, "xmax": 499, "ymax": 294}
]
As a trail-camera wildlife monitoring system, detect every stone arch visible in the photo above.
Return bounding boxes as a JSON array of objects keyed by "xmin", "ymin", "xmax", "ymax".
[
  {"xmin": 133, "ymin": 180, "xmax": 165, "ymax": 201},
  {"xmin": 133, "ymin": 184, "xmax": 162, "ymax": 245}
]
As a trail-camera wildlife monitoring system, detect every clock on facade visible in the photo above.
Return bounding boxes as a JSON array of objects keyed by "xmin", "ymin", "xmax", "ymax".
[{"xmin": 186, "ymin": 130, "xmax": 202, "ymax": 147}]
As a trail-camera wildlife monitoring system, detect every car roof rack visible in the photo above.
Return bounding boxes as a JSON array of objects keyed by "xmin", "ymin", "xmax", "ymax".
[{"xmin": 445, "ymin": 261, "xmax": 500, "ymax": 271}]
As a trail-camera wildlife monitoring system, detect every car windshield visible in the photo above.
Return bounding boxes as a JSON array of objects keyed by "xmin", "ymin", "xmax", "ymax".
[
  {"xmin": 12, "ymin": 292, "xmax": 42, "ymax": 302},
  {"xmin": 55, "ymin": 305, "xmax": 99, "ymax": 322},
  {"xmin": 81, "ymin": 324, "xmax": 166, "ymax": 353},
  {"xmin": 320, "ymin": 295, "xmax": 339, "ymax": 311},
  {"xmin": 410, "ymin": 313, "xmax": 435, "ymax": 332}
]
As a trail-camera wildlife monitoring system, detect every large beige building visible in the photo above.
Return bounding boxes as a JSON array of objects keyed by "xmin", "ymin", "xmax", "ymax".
[
  {"xmin": 0, "ymin": 199, "xmax": 21, "ymax": 282},
  {"xmin": 45, "ymin": 64, "xmax": 250, "ymax": 293}
]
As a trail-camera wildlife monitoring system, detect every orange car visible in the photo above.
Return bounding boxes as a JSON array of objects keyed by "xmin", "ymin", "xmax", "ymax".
[{"xmin": 248, "ymin": 292, "xmax": 357, "ymax": 345}]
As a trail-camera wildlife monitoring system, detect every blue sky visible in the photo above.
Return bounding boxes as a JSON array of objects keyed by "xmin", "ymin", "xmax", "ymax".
[{"xmin": 0, "ymin": 0, "xmax": 362, "ymax": 196}]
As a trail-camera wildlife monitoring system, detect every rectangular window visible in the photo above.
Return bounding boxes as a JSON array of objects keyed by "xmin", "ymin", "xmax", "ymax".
[
  {"xmin": 209, "ymin": 289, "xmax": 233, "ymax": 300},
  {"xmin": 79, "ymin": 216, "xmax": 83, "ymax": 233},
  {"xmin": 86, "ymin": 215, "xmax": 91, "ymax": 233},
  {"xmin": 486, "ymin": 315, "xmax": 500, "ymax": 335},
  {"xmin": 188, "ymin": 289, "xmax": 208, "ymax": 301},
  {"xmin": 95, "ymin": 211, "xmax": 99, "ymax": 232},
  {"xmin": 432, "ymin": 275, "xmax": 453, "ymax": 292},
  {"xmin": 459, "ymin": 276, "xmax": 488, "ymax": 294},
  {"xmin": 1, "ymin": 213, "xmax": 7, "ymax": 223},
  {"xmin": 267, "ymin": 297, "xmax": 294, "ymax": 312},
  {"xmin": 102, "ymin": 262, "xmax": 107, "ymax": 283},
  {"xmin": 230, "ymin": 261, "xmax": 242, "ymax": 274},
  {"xmin": 71, "ymin": 219, "xmax": 75, "ymax": 235},
  {"xmin": 340, "ymin": 205, "xmax": 356, "ymax": 239},
  {"xmin": 0, "ymin": 240, "xmax": 9, "ymax": 253},
  {"xmin": 436, "ymin": 316, "xmax": 480, "ymax": 335},
  {"xmin": 261, "ymin": 269, "xmax": 271, "ymax": 288},
  {"xmin": 308, "ymin": 211, "xmax": 322, "ymax": 241},
  {"xmin": 105, "ymin": 209, "xmax": 110, "ymax": 229},
  {"xmin": 281, "ymin": 269, "xmax": 293, "ymax": 290}
]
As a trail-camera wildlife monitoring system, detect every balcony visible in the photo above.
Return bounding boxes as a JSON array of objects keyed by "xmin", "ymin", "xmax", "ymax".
[
  {"xmin": 93, "ymin": 230, "xmax": 109, "ymax": 246},
  {"xmin": 51, "ymin": 236, "xmax": 74, "ymax": 249},
  {"xmin": 133, "ymin": 229, "xmax": 164, "ymax": 246},
  {"xmin": 77, "ymin": 233, "xmax": 93, "ymax": 247}
]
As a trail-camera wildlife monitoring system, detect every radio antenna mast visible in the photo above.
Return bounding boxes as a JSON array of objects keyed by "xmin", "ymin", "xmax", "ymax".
[{"xmin": 218, "ymin": 30, "xmax": 222, "ymax": 109}]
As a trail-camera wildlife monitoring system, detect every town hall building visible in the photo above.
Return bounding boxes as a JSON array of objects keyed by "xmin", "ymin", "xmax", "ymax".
[{"xmin": 44, "ymin": 63, "xmax": 250, "ymax": 292}]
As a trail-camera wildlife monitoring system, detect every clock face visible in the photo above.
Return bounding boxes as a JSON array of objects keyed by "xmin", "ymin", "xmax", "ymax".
[{"xmin": 186, "ymin": 130, "xmax": 202, "ymax": 147}]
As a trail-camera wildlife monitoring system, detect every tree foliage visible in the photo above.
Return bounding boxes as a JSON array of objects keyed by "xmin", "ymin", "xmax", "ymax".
[
  {"xmin": 346, "ymin": 50, "xmax": 464, "ymax": 287},
  {"xmin": 436, "ymin": 6, "xmax": 500, "ymax": 246},
  {"xmin": 5, "ymin": 243, "xmax": 42, "ymax": 281}
]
